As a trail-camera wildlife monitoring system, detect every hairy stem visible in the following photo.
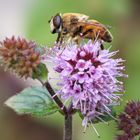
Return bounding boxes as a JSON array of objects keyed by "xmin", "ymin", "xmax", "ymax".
[
  {"xmin": 63, "ymin": 115, "xmax": 72, "ymax": 140},
  {"xmin": 44, "ymin": 81, "xmax": 73, "ymax": 139},
  {"xmin": 44, "ymin": 81, "xmax": 67, "ymax": 115}
]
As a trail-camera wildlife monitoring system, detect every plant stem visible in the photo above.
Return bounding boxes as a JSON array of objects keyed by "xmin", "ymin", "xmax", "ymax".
[
  {"xmin": 63, "ymin": 115, "xmax": 72, "ymax": 140},
  {"xmin": 44, "ymin": 81, "xmax": 73, "ymax": 140},
  {"xmin": 44, "ymin": 81, "xmax": 67, "ymax": 115}
]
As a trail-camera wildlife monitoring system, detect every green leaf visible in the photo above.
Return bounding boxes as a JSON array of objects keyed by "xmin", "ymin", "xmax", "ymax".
[
  {"xmin": 5, "ymin": 86, "xmax": 58, "ymax": 117},
  {"xmin": 32, "ymin": 63, "xmax": 48, "ymax": 81}
]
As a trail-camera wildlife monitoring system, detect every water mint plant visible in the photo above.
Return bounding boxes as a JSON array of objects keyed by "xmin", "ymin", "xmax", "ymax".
[
  {"xmin": 50, "ymin": 40, "xmax": 126, "ymax": 129},
  {"xmin": 0, "ymin": 37, "xmax": 127, "ymax": 139}
]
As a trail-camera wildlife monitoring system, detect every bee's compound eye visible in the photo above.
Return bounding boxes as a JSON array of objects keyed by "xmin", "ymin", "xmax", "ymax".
[{"xmin": 53, "ymin": 14, "xmax": 62, "ymax": 29}]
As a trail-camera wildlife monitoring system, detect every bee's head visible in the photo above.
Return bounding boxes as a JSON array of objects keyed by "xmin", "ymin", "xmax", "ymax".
[{"xmin": 48, "ymin": 13, "xmax": 62, "ymax": 34}]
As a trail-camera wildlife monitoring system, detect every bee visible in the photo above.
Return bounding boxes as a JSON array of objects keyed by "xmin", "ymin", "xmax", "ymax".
[
  {"xmin": 71, "ymin": 20, "xmax": 113, "ymax": 47},
  {"xmin": 49, "ymin": 13, "xmax": 89, "ymax": 42},
  {"xmin": 49, "ymin": 13, "xmax": 113, "ymax": 49}
]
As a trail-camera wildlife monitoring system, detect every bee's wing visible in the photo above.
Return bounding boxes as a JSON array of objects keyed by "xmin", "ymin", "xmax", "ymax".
[
  {"xmin": 62, "ymin": 13, "xmax": 89, "ymax": 21},
  {"xmin": 88, "ymin": 20, "xmax": 113, "ymax": 42},
  {"xmin": 87, "ymin": 20, "xmax": 106, "ymax": 27},
  {"xmin": 88, "ymin": 20, "xmax": 112, "ymax": 29},
  {"xmin": 87, "ymin": 19, "xmax": 99, "ymax": 24},
  {"xmin": 105, "ymin": 25, "xmax": 112, "ymax": 29}
]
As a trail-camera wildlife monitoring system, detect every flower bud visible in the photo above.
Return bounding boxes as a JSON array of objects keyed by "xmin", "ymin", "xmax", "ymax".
[{"xmin": 0, "ymin": 36, "xmax": 41, "ymax": 78}]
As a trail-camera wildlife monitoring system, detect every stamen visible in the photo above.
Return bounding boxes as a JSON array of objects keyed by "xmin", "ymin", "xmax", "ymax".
[
  {"xmin": 105, "ymin": 111, "xmax": 118, "ymax": 121},
  {"xmin": 102, "ymin": 104, "xmax": 111, "ymax": 112},
  {"xmin": 83, "ymin": 124, "xmax": 87, "ymax": 133},
  {"xmin": 95, "ymin": 111, "xmax": 105, "ymax": 116},
  {"xmin": 96, "ymin": 116, "xmax": 109, "ymax": 125},
  {"xmin": 84, "ymin": 102, "xmax": 86, "ymax": 114},
  {"xmin": 80, "ymin": 100, "xmax": 83, "ymax": 111},
  {"xmin": 108, "ymin": 102, "xmax": 120, "ymax": 106},
  {"xmin": 89, "ymin": 119, "xmax": 100, "ymax": 138},
  {"xmin": 94, "ymin": 31, "xmax": 100, "ymax": 43},
  {"xmin": 107, "ymin": 45, "xmax": 112, "ymax": 50}
]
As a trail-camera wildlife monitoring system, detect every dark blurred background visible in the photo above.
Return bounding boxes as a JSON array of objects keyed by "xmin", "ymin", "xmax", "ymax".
[{"xmin": 0, "ymin": 0, "xmax": 140, "ymax": 140}]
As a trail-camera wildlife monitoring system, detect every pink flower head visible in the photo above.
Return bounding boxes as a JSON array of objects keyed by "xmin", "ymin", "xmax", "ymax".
[{"xmin": 52, "ymin": 40, "xmax": 127, "ymax": 127}]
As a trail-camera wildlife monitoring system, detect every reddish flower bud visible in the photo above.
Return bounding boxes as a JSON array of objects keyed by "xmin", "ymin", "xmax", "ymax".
[
  {"xmin": 0, "ymin": 36, "xmax": 41, "ymax": 78},
  {"xmin": 116, "ymin": 101, "xmax": 140, "ymax": 140}
]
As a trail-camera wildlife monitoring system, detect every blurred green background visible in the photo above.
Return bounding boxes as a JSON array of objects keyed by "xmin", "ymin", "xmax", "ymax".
[{"xmin": 0, "ymin": 0, "xmax": 140, "ymax": 140}]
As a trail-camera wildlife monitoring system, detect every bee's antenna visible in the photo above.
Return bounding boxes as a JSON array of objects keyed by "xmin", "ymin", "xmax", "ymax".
[
  {"xmin": 48, "ymin": 16, "xmax": 53, "ymax": 23},
  {"xmin": 56, "ymin": 13, "xmax": 62, "ymax": 17},
  {"xmin": 48, "ymin": 19, "xmax": 51, "ymax": 23}
]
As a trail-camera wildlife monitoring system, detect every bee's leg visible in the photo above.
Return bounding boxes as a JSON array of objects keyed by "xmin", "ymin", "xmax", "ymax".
[
  {"xmin": 93, "ymin": 31, "xmax": 104, "ymax": 50},
  {"xmin": 99, "ymin": 37, "xmax": 104, "ymax": 50},
  {"xmin": 60, "ymin": 35, "xmax": 64, "ymax": 44},
  {"xmin": 73, "ymin": 36, "xmax": 81, "ymax": 45},
  {"xmin": 67, "ymin": 36, "xmax": 72, "ymax": 44},
  {"xmin": 91, "ymin": 36, "xmax": 95, "ymax": 44},
  {"xmin": 56, "ymin": 32, "xmax": 61, "ymax": 43},
  {"xmin": 56, "ymin": 33, "xmax": 64, "ymax": 49},
  {"xmin": 82, "ymin": 28, "xmax": 93, "ymax": 37},
  {"xmin": 94, "ymin": 30, "xmax": 100, "ymax": 42},
  {"xmin": 100, "ymin": 44, "xmax": 104, "ymax": 50},
  {"xmin": 73, "ymin": 26, "xmax": 83, "ymax": 37},
  {"xmin": 96, "ymin": 41, "xmax": 104, "ymax": 57}
]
